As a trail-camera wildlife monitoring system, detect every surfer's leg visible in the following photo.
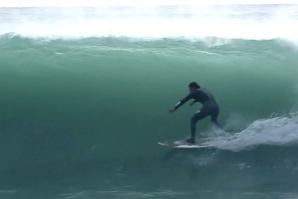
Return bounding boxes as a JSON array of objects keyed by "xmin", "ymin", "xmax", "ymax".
[
  {"xmin": 189, "ymin": 109, "xmax": 209, "ymax": 143},
  {"xmin": 210, "ymin": 107, "xmax": 221, "ymax": 129},
  {"xmin": 210, "ymin": 105, "xmax": 227, "ymax": 136}
]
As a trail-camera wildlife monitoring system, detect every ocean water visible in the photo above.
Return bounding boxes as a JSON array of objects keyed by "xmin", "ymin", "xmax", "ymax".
[{"xmin": 1, "ymin": 4, "xmax": 298, "ymax": 199}]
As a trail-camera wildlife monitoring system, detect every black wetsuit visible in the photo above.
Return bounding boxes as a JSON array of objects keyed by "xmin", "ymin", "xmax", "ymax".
[{"xmin": 174, "ymin": 88, "xmax": 221, "ymax": 140}]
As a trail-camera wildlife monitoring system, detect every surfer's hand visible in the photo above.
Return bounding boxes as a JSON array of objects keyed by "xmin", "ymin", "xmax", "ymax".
[{"xmin": 168, "ymin": 109, "xmax": 175, "ymax": 113}]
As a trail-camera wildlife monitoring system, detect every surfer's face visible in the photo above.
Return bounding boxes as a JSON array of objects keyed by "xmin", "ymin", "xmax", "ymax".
[{"xmin": 189, "ymin": 87, "xmax": 196, "ymax": 93}]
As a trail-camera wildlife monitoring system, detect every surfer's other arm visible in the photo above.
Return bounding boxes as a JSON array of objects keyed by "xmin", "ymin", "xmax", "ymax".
[
  {"xmin": 189, "ymin": 100, "xmax": 197, "ymax": 106},
  {"xmin": 169, "ymin": 93, "xmax": 193, "ymax": 113}
]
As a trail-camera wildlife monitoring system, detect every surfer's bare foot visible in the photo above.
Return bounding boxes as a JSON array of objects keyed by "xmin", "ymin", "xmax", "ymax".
[{"xmin": 186, "ymin": 137, "xmax": 195, "ymax": 144}]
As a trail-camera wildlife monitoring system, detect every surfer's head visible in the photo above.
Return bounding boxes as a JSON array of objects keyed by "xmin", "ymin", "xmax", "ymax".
[{"xmin": 188, "ymin": 81, "xmax": 200, "ymax": 92}]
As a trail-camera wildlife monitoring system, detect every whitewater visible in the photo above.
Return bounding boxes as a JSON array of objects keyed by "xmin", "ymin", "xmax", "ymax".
[{"xmin": 0, "ymin": 5, "xmax": 298, "ymax": 41}]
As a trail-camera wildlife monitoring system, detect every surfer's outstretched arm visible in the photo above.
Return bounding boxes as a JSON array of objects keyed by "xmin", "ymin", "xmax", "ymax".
[{"xmin": 169, "ymin": 93, "xmax": 193, "ymax": 113}]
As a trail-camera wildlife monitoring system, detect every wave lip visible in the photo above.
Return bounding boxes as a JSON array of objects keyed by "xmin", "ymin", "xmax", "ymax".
[
  {"xmin": 0, "ymin": 0, "xmax": 296, "ymax": 7},
  {"xmin": 0, "ymin": 5, "xmax": 298, "ymax": 42}
]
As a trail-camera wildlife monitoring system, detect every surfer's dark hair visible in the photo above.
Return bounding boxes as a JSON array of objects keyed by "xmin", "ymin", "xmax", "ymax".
[{"xmin": 188, "ymin": 81, "xmax": 200, "ymax": 89}]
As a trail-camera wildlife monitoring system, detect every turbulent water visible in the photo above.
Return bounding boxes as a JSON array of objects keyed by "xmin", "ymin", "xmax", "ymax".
[{"xmin": 1, "ymin": 4, "xmax": 298, "ymax": 199}]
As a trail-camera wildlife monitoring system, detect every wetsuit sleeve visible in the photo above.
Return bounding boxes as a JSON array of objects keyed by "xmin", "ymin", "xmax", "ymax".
[{"xmin": 174, "ymin": 93, "xmax": 193, "ymax": 110}]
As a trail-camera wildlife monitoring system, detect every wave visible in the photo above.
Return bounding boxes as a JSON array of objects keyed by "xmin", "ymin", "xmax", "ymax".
[{"xmin": 0, "ymin": 27, "xmax": 297, "ymax": 171}]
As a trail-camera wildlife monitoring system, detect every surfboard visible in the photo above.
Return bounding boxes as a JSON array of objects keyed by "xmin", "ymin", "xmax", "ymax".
[{"xmin": 158, "ymin": 138, "xmax": 214, "ymax": 148}]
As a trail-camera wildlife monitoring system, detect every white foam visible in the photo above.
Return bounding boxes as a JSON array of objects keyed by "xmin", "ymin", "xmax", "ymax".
[
  {"xmin": 206, "ymin": 113, "xmax": 298, "ymax": 151},
  {"xmin": 0, "ymin": 0, "xmax": 297, "ymax": 7},
  {"xmin": 0, "ymin": 5, "xmax": 298, "ymax": 43}
]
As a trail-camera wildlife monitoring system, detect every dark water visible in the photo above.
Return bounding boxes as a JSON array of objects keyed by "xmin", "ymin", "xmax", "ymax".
[{"xmin": 1, "ymin": 5, "xmax": 298, "ymax": 199}]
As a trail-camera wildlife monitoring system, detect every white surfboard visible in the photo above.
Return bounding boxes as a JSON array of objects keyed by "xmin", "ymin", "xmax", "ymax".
[{"xmin": 158, "ymin": 138, "xmax": 214, "ymax": 148}]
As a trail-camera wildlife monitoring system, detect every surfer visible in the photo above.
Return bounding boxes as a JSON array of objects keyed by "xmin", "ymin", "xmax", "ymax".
[{"xmin": 168, "ymin": 82, "xmax": 221, "ymax": 144}]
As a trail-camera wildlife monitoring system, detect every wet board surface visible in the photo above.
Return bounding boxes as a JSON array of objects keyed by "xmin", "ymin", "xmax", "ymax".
[{"xmin": 158, "ymin": 138, "xmax": 215, "ymax": 148}]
